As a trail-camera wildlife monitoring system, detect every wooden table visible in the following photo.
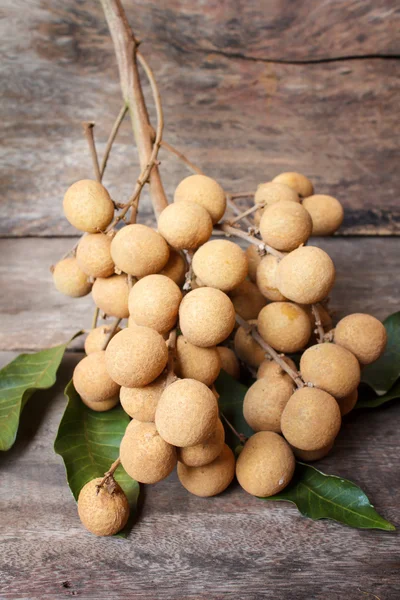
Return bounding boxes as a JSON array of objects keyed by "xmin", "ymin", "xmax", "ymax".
[{"xmin": 0, "ymin": 1, "xmax": 399, "ymax": 598}]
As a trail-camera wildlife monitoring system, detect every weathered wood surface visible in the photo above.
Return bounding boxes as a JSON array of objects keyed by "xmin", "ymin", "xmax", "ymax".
[
  {"xmin": 0, "ymin": 350, "xmax": 399, "ymax": 600},
  {"xmin": 1, "ymin": 1, "xmax": 399, "ymax": 236}
]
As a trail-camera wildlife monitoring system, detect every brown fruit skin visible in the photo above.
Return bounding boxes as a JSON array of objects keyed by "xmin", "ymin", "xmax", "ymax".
[
  {"xmin": 111, "ymin": 224, "xmax": 169, "ymax": 277},
  {"xmin": 257, "ymin": 357, "xmax": 297, "ymax": 382},
  {"xmin": 158, "ymin": 201, "xmax": 213, "ymax": 250},
  {"xmin": 119, "ymin": 373, "xmax": 167, "ymax": 421},
  {"xmin": 229, "ymin": 280, "xmax": 266, "ymax": 321},
  {"xmin": 291, "ymin": 442, "xmax": 333, "ymax": 462},
  {"xmin": 216, "ymin": 346, "xmax": 241, "ymax": 380},
  {"xmin": 128, "ymin": 274, "xmax": 182, "ymax": 334},
  {"xmin": 120, "ymin": 420, "xmax": 177, "ymax": 484},
  {"xmin": 281, "ymin": 387, "xmax": 341, "ymax": 451},
  {"xmin": 272, "ymin": 172, "xmax": 314, "ymax": 198},
  {"xmin": 177, "ymin": 420, "xmax": 225, "ymax": 467},
  {"xmin": 92, "ymin": 274, "xmax": 130, "ymax": 319},
  {"xmin": 259, "ymin": 200, "xmax": 312, "ymax": 252},
  {"xmin": 234, "ymin": 319, "xmax": 266, "ymax": 368},
  {"xmin": 276, "ymin": 246, "xmax": 336, "ymax": 304},
  {"xmin": 337, "ymin": 388, "xmax": 358, "ymax": 416},
  {"xmin": 177, "ymin": 444, "xmax": 235, "ymax": 497},
  {"xmin": 73, "ymin": 351, "xmax": 120, "ymax": 403},
  {"xmin": 175, "ymin": 336, "xmax": 221, "ymax": 386},
  {"xmin": 257, "ymin": 302, "xmax": 312, "ymax": 353},
  {"xmin": 236, "ymin": 431, "xmax": 295, "ymax": 497},
  {"xmin": 159, "ymin": 249, "xmax": 186, "ymax": 287},
  {"xmin": 300, "ymin": 343, "xmax": 360, "ymax": 399},
  {"xmin": 155, "ymin": 378, "xmax": 219, "ymax": 447},
  {"xmin": 192, "ymin": 240, "xmax": 248, "ymax": 292},
  {"xmin": 254, "ymin": 181, "xmax": 300, "ymax": 206},
  {"xmin": 53, "ymin": 257, "xmax": 92, "ymax": 298},
  {"xmin": 84, "ymin": 325, "xmax": 121, "ymax": 355},
  {"xmin": 81, "ymin": 395, "xmax": 119, "ymax": 412},
  {"xmin": 243, "ymin": 377, "xmax": 294, "ymax": 433},
  {"xmin": 76, "ymin": 233, "xmax": 115, "ymax": 278},
  {"xmin": 334, "ymin": 313, "xmax": 387, "ymax": 365},
  {"xmin": 179, "ymin": 287, "xmax": 236, "ymax": 348},
  {"xmin": 105, "ymin": 326, "xmax": 168, "ymax": 388},
  {"xmin": 302, "ymin": 194, "xmax": 344, "ymax": 236},
  {"xmin": 77, "ymin": 478, "xmax": 129, "ymax": 536},
  {"xmin": 174, "ymin": 174, "xmax": 226, "ymax": 224},
  {"xmin": 256, "ymin": 255, "xmax": 287, "ymax": 302},
  {"xmin": 63, "ymin": 180, "xmax": 114, "ymax": 233},
  {"xmin": 245, "ymin": 245, "xmax": 262, "ymax": 283}
]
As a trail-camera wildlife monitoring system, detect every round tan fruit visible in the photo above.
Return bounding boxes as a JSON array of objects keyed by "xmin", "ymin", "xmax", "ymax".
[
  {"xmin": 192, "ymin": 240, "xmax": 248, "ymax": 292},
  {"xmin": 272, "ymin": 172, "xmax": 314, "ymax": 197},
  {"xmin": 92, "ymin": 274, "xmax": 130, "ymax": 319},
  {"xmin": 174, "ymin": 336, "xmax": 221, "ymax": 386},
  {"xmin": 110, "ymin": 224, "xmax": 169, "ymax": 277},
  {"xmin": 236, "ymin": 431, "xmax": 295, "ymax": 497},
  {"xmin": 245, "ymin": 245, "xmax": 262, "ymax": 283},
  {"xmin": 174, "ymin": 174, "xmax": 226, "ymax": 223},
  {"xmin": 155, "ymin": 378, "xmax": 218, "ymax": 447},
  {"xmin": 52, "ymin": 257, "xmax": 92, "ymax": 298},
  {"xmin": 84, "ymin": 325, "xmax": 121, "ymax": 355},
  {"xmin": 254, "ymin": 181, "xmax": 300, "ymax": 206},
  {"xmin": 159, "ymin": 249, "xmax": 186, "ymax": 287},
  {"xmin": 177, "ymin": 444, "xmax": 235, "ymax": 497},
  {"xmin": 257, "ymin": 302, "xmax": 311, "ymax": 353},
  {"xmin": 158, "ymin": 201, "xmax": 213, "ymax": 250},
  {"xmin": 281, "ymin": 387, "xmax": 341, "ymax": 451},
  {"xmin": 73, "ymin": 351, "xmax": 120, "ymax": 403},
  {"xmin": 76, "ymin": 233, "xmax": 115, "ymax": 278},
  {"xmin": 177, "ymin": 420, "xmax": 225, "ymax": 467},
  {"xmin": 257, "ymin": 357, "xmax": 297, "ymax": 382},
  {"xmin": 77, "ymin": 478, "xmax": 129, "ymax": 536},
  {"xmin": 291, "ymin": 442, "xmax": 333, "ymax": 462},
  {"xmin": 334, "ymin": 313, "xmax": 387, "ymax": 365},
  {"xmin": 302, "ymin": 194, "xmax": 344, "ymax": 236},
  {"xmin": 243, "ymin": 377, "xmax": 294, "ymax": 433},
  {"xmin": 256, "ymin": 255, "xmax": 287, "ymax": 302},
  {"xmin": 259, "ymin": 200, "xmax": 312, "ymax": 252},
  {"xmin": 234, "ymin": 319, "xmax": 266, "ymax": 368},
  {"xmin": 128, "ymin": 274, "xmax": 182, "ymax": 334},
  {"xmin": 119, "ymin": 373, "xmax": 167, "ymax": 421},
  {"xmin": 63, "ymin": 180, "xmax": 114, "ymax": 233},
  {"xmin": 216, "ymin": 346, "xmax": 240, "ymax": 379},
  {"xmin": 81, "ymin": 395, "xmax": 119, "ymax": 412},
  {"xmin": 337, "ymin": 388, "xmax": 358, "ymax": 416},
  {"xmin": 229, "ymin": 280, "xmax": 266, "ymax": 321}
]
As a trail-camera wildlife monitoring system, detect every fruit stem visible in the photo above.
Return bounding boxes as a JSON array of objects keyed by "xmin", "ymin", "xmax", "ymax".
[
  {"xmin": 220, "ymin": 411, "xmax": 248, "ymax": 445},
  {"xmin": 166, "ymin": 328, "xmax": 178, "ymax": 384},
  {"xmin": 101, "ymin": 317, "xmax": 122, "ymax": 350},
  {"xmin": 91, "ymin": 307, "xmax": 100, "ymax": 330},
  {"xmin": 160, "ymin": 140, "xmax": 204, "ymax": 175},
  {"xmin": 82, "ymin": 122, "xmax": 101, "ymax": 182},
  {"xmin": 218, "ymin": 223, "xmax": 285, "ymax": 260},
  {"xmin": 100, "ymin": 104, "xmax": 128, "ymax": 178},
  {"xmin": 227, "ymin": 203, "xmax": 260, "ymax": 226},
  {"xmin": 311, "ymin": 304, "xmax": 325, "ymax": 344},
  {"xmin": 96, "ymin": 457, "xmax": 121, "ymax": 492}
]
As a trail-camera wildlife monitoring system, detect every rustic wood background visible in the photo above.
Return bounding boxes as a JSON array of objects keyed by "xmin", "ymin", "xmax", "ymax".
[{"xmin": 0, "ymin": 1, "xmax": 399, "ymax": 598}]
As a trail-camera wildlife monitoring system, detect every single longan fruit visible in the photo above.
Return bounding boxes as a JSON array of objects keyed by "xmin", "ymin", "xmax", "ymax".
[
  {"xmin": 159, "ymin": 249, "xmax": 187, "ymax": 287},
  {"xmin": 245, "ymin": 245, "xmax": 262, "ymax": 283},
  {"xmin": 177, "ymin": 444, "xmax": 235, "ymax": 497},
  {"xmin": 234, "ymin": 319, "xmax": 266, "ymax": 368},
  {"xmin": 334, "ymin": 313, "xmax": 387, "ymax": 365},
  {"xmin": 77, "ymin": 478, "xmax": 129, "ymax": 536},
  {"xmin": 179, "ymin": 287, "xmax": 236, "ymax": 347},
  {"xmin": 105, "ymin": 326, "xmax": 168, "ymax": 387},
  {"xmin": 111, "ymin": 224, "xmax": 169, "ymax": 277},
  {"xmin": 120, "ymin": 420, "xmax": 176, "ymax": 484},
  {"xmin": 216, "ymin": 346, "xmax": 240, "ymax": 379},
  {"xmin": 272, "ymin": 172, "xmax": 314, "ymax": 198},
  {"xmin": 177, "ymin": 419, "xmax": 225, "ymax": 467},
  {"xmin": 291, "ymin": 442, "xmax": 333, "ymax": 462},
  {"xmin": 229, "ymin": 280, "xmax": 266, "ymax": 321},
  {"xmin": 236, "ymin": 431, "xmax": 295, "ymax": 497},
  {"xmin": 243, "ymin": 377, "xmax": 294, "ymax": 433},
  {"xmin": 337, "ymin": 388, "xmax": 358, "ymax": 416},
  {"xmin": 81, "ymin": 395, "xmax": 119, "ymax": 412},
  {"xmin": 174, "ymin": 174, "xmax": 226, "ymax": 224},
  {"xmin": 258, "ymin": 302, "xmax": 311, "ymax": 353},
  {"xmin": 84, "ymin": 325, "xmax": 122, "ymax": 355},
  {"xmin": 259, "ymin": 200, "xmax": 312, "ymax": 252},
  {"xmin": 92, "ymin": 274, "xmax": 130, "ymax": 318},
  {"xmin": 128, "ymin": 274, "xmax": 182, "ymax": 334},
  {"xmin": 276, "ymin": 246, "xmax": 335, "ymax": 304},
  {"xmin": 155, "ymin": 378, "xmax": 218, "ymax": 447},
  {"xmin": 192, "ymin": 240, "xmax": 248, "ymax": 292},
  {"xmin": 302, "ymin": 194, "xmax": 344, "ymax": 236},
  {"xmin": 254, "ymin": 182, "xmax": 300, "ymax": 206},
  {"xmin": 52, "ymin": 257, "xmax": 92, "ymax": 298},
  {"xmin": 175, "ymin": 336, "xmax": 221, "ymax": 386},
  {"xmin": 73, "ymin": 351, "xmax": 120, "ymax": 403},
  {"xmin": 281, "ymin": 387, "xmax": 341, "ymax": 451},
  {"xmin": 76, "ymin": 233, "xmax": 115, "ymax": 278},
  {"xmin": 256, "ymin": 255, "xmax": 287, "ymax": 302},
  {"xmin": 257, "ymin": 356, "xmax": 298, "ymax": 382},
  {"xmin": 300, "ymin": 343, "xmax": 360, "ymax": 399},
  {"xmin": 120, "ymin": 373, "xmax": 167, "ymax": 421},
  {"xmin": 63, "ymin": 180, "xmax": 114, "ymax": 233},
  {"xmin": 158, "ymin": 201, "xmax": 213, "ymax": 250}
]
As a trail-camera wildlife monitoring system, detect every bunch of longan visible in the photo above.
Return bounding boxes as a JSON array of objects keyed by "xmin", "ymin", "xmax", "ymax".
[{"xmin": 53, "ymin": 171, "xmax": 386, "ymax": 536}]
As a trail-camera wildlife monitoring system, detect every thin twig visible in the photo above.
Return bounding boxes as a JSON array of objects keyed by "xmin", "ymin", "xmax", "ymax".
[
  {"xmin": 161, "ymin": 140, "xmax": 204, "ymax": 175},
  {"xmin": 225, "ymin": 194, "xmax": 254, "ymax": 228},
  {"xmin": 91, "ymin": 307, "xmax": 100, "ymax": 330},
  {"xmin": 100, "ymin": 104, "xmax": 128, "ymax": 178},
  {"xmin": 229, "ymin": 191, "xmax": 255, "ymax": 199},
  {"xmin": 166, "ymin": 328, "xmax": 178, "ymax": 384},
  {"xmin": 218, "ymin": 223, "xmax": 284, "ymax": 260},
  {"xmin": 101, "ymin": 317, "xmax": 122, "ymax": 350},
  {"xmin": 82, "ymin": 122, "xmax": 101, "ymax": 182},
  {"xmin": 312, "ymin": 304, "xmax": 325, "ymax": 343},
  {"xmin": 220, "ymin": 412, "xmax": 248, "ymax": 445},
  {"xmin": 227, "ymin": 203, "xmax": 260, "ymax": 225},
  {"xmin": 96, "ymin": 457, "xmax": 121, "ymax": 491}
]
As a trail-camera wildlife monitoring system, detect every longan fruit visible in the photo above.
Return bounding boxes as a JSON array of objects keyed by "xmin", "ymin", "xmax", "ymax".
[
  {"xmin": 216, "ymin": 346, "xmax": 240, "ymax": 379},
  {"xmin": 254, "ymin": 182, "xmax": 300, "ymax": 206},
  {"xmin": 276, "ymin": 246, "xmax": 335, "ymax": 304},
  {"xmin": 272, "ymin": 172, "xmax": 314, "ymax": 198},
  {"xmin": 92, "ymin": 274, "xmax": 130, "ymax": 319},
  {"xmin": 128, "ymin": 274, "xmax": 182, "ymax": 334},
  {"xmin": 234, "ymin": 319, "xmax": 266, "ymax": 368},
  {"xmin": 259, "ymin": 200, "xmax": 312, "ymax": 252},
  {"xmin": 291, "ymin": 442, "xmax": 333, "ymax": 462},
  {"xmin": 236, "ymin": 431, "xmax": 295, "ymax": 497},
  {"xmin": 81, "ymin": 395, "xmax": 119, "ymax": 412},
  {"xmin": 76, "ymin": 233, "xmax": 115, "ymax": 278},
  {"xmin": 300, "ymin": 343, "xmax": 360, "ymax": 399},
  {"xmin": 158, "ymin": 201, "xmax": 213, "ymax": 250},
  {"xmin": 177, "ymin": 444, "xmax": 235, "ymax": 497},
  {"xmin": 174, "ymin": 174, "xmax": 226, "ymax": 224},
  {"xmin": 177, "ymin": 419, "xmax": 225, "ymax": 467},
  {"xmin": 105, "ymin": 326, "xmax": 168, "ymax": 387},
  {"xmin": 111, "ymin": 224, "xmax": 169, "ymax": 277},
  {"xmin": 258, "ymin": 302, "xmax": 312, "ymax": 353},
  {"xmin": 256, "ymin": 255, "xmax": 287, "ymax": 302},
  {"xmin": 243, "ymin": 377, "xmax": 294, "ymax": 433},
  {"xmin": 302, "ymin": 194, "xmax": 344, "ymax": 236},
  {"xmin": 245, "ymin": 245, "xmax": 262, "ymax": 283},
  {"xmin": 63, "ymin": 180, "xmax": 114, "ymax": 233},
  {"xmin": 155, "ymin": 378, "xmax": 219, "ymax": 447},
  {"xmin": 337, "ymin": 388, "xmax": 358, "ymax": 417},
  {"xmin": 192, "ymin": 240, "xmax": 248, "ymax": 292},
  {"xmin": 159, "ymin": 249, "xmax": 187, "ymax": 287},
  {"xmin": 174, "ymin": 336, "xmax": 221, "ymax": 386},
  {"xmin": 281, "ymin": 387, "xmax": 341, "ymax": 451},
  {"xmin": 84, "ymin": 325, "xmax": 121, "ymax": 354},
  {"xmin": 334, "ymin": 313, "xmax": 387, "ymax": 365},
  {"xmin": 179, "ymin": 287, "xmax": 236, "ymax": 347},
  {"xmin": 52, "ymin": 257, "xmax": 92, "ymax": 298},
  {"xmin": 73, "ymin": 351, "xmax": 120, "ymax": 403},
  {"xmin": 229, "ymin": 280, "xmax": 266, "ymax": 321},
  {"xmin": 77, "ymin": 477, "xmax": 129, "ymax": 536},
  {"xmin": 120, "ymin": 420, "xmax": 177, "ymax": 484},
  {"xmin": 119, "ymin": 373, "xmax": 167, "ymax": 421}
]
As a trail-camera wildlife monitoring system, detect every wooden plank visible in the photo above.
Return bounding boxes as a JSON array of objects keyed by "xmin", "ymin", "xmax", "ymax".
[
  {"xmin": 0, "ymin": 236, "xmax": 399, "ymax": 351},
  {"xmin": 0, "ymin": 350, "xmax": 399, "ymax": 599}
]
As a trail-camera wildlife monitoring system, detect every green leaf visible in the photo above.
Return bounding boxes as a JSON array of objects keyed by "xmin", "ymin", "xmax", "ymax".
[
  {"xmin": 356, "ymin": 379, "xmax": 400, "ymax": 409},
  {"xmin": 214, "ymin": 370, "xmax": 254, "ymax": 447},
  {"xmin": 265, "ymin": 462, "xmax": 395, "ymax": 531},
  {"xmin": 55, "ymin": 381, "xmax": 139, "ymax": 536},
  {"xmin": 362, "ymin": 312, "xmax": 400, "ymax": 395}
]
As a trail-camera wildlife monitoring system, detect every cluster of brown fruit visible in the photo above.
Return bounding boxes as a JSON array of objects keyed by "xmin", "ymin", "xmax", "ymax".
[{"xmin": 53, "ymin": 172, "xmax": 387, "ymax": 536}]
